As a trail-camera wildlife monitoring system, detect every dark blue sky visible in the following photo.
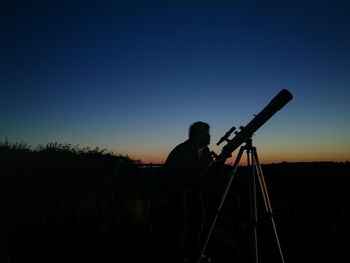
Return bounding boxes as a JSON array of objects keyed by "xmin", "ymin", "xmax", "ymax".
[{"xmin": 1, "ymin": 0, "xmax": 349, "ymax": 163}]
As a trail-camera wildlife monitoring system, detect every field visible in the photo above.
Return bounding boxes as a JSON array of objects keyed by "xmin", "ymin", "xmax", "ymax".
[{"xmin": 1, "ymin": 142, "xmax": 349, "ymax": 262}]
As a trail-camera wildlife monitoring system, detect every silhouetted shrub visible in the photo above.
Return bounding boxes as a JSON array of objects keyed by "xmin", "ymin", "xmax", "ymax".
[{"xmin": 1, "ymin": 141, "xmax": 350, "ymax": 262}]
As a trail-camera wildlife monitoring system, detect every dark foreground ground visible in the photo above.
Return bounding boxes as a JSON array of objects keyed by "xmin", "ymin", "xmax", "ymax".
[{"xmin": 0, "ymin": 146, "xmax": 349, "ymax": 262}]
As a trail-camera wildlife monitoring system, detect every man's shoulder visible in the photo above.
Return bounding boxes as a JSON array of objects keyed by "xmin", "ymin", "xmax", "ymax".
[
  {"xmin": 171, "ymin": 140, "xmax": 192, "ymax": 152},
  {"xmin": 165, "ymin": 140, "xmax": 194, "ymax": 166}
]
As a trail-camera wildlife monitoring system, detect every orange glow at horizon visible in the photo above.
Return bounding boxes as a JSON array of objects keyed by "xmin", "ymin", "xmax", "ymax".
[
  {"xmin": 133, "ymin": 150, "xmax": 349, "ymax": 165},
  {"xmin": 113, "ymin": 134, "xmax": 350, "ymax": 165}
]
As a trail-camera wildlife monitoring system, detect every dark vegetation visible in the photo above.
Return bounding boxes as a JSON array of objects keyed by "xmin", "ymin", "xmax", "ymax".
[{"xmin": 1, "ymin": 140, "xmax": 350, "ymax": 262}]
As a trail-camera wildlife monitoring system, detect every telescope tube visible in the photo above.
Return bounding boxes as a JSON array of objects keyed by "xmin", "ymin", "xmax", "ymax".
[{"xmin": 219, "ymin": 89, "xmax": 293, "ymax": 161}]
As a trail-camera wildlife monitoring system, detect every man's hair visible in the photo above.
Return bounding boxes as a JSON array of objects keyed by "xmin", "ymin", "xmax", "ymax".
[{"xmin": 189, "ymin": 121, "xmax": 210, "ymax": 139}]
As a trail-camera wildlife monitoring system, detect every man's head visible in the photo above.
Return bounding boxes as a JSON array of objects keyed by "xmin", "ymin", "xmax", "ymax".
[{"xmin": 189, "ymin": 121, "xmax": 210, "ymax": 148}]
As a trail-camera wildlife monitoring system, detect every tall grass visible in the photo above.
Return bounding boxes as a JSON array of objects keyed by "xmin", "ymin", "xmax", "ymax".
[
  {"xmin": 1, "ymin": 139, "xmax": 112, "ymax": 157},
  {"xmin": 1, "ymin": 139, "xmax": 350, "ymax": 262}
]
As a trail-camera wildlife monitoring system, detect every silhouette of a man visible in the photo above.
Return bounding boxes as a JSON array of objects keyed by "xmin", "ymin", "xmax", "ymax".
[{"xmin": 164, "ymin": 121, "xmax": 213, "ymax": 263}]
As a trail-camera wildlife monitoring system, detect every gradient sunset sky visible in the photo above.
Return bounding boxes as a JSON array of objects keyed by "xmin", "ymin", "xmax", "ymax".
[{"xmin": 1, "ymin": 0, "xmax": 349, "ymax": 164}]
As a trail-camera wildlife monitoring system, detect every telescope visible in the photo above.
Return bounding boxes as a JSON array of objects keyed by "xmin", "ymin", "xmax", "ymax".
[
  {"xmin": 199, "ymin": 89, "xmax": 293, "ymax": 263},
  {"xmin": 216, "ymin": 89, "xmax": 293, "ymax": 162},
  {"xmin": 199, "ymin": 89, "xmax": 293, "ymax": 262}
]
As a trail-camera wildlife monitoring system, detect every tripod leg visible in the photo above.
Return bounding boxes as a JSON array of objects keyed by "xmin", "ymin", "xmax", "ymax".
[
  {"xmin": 197, "ymin": 146, "xmax": 245, "ymax": 263},
  {"xmin": 248, "ymin": 149, "xmax": 259, "ymax": 263},
  {"xmin": 252, "ymin": 150, "xmax": 286, "ymax": 263}
]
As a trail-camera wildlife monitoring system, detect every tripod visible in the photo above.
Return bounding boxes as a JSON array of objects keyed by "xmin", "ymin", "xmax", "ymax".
[{"xmin": 197, "ymin": 138, "xmax": 285, "ymax": 263}]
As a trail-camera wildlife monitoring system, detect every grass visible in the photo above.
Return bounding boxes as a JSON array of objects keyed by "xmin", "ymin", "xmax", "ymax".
[{"xmin": 1, "ymin": 140, "xmax": 350, "ymax": 262}]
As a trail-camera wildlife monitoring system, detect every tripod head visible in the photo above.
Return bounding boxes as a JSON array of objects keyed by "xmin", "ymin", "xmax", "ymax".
[{"xmin": 215, "ymin": 89, "xmax": 293, "ymax": 163}]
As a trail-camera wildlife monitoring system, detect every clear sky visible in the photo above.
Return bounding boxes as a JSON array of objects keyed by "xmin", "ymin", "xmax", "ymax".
[{"xmin": 1, "ymin": 0, "xmax": 349, "ymax": 164}]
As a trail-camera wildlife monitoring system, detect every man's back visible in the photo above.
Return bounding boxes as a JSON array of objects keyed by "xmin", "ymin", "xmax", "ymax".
[{"xmin": 165, "ymin": 139, "xmax": 212, "ymax": 186}]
